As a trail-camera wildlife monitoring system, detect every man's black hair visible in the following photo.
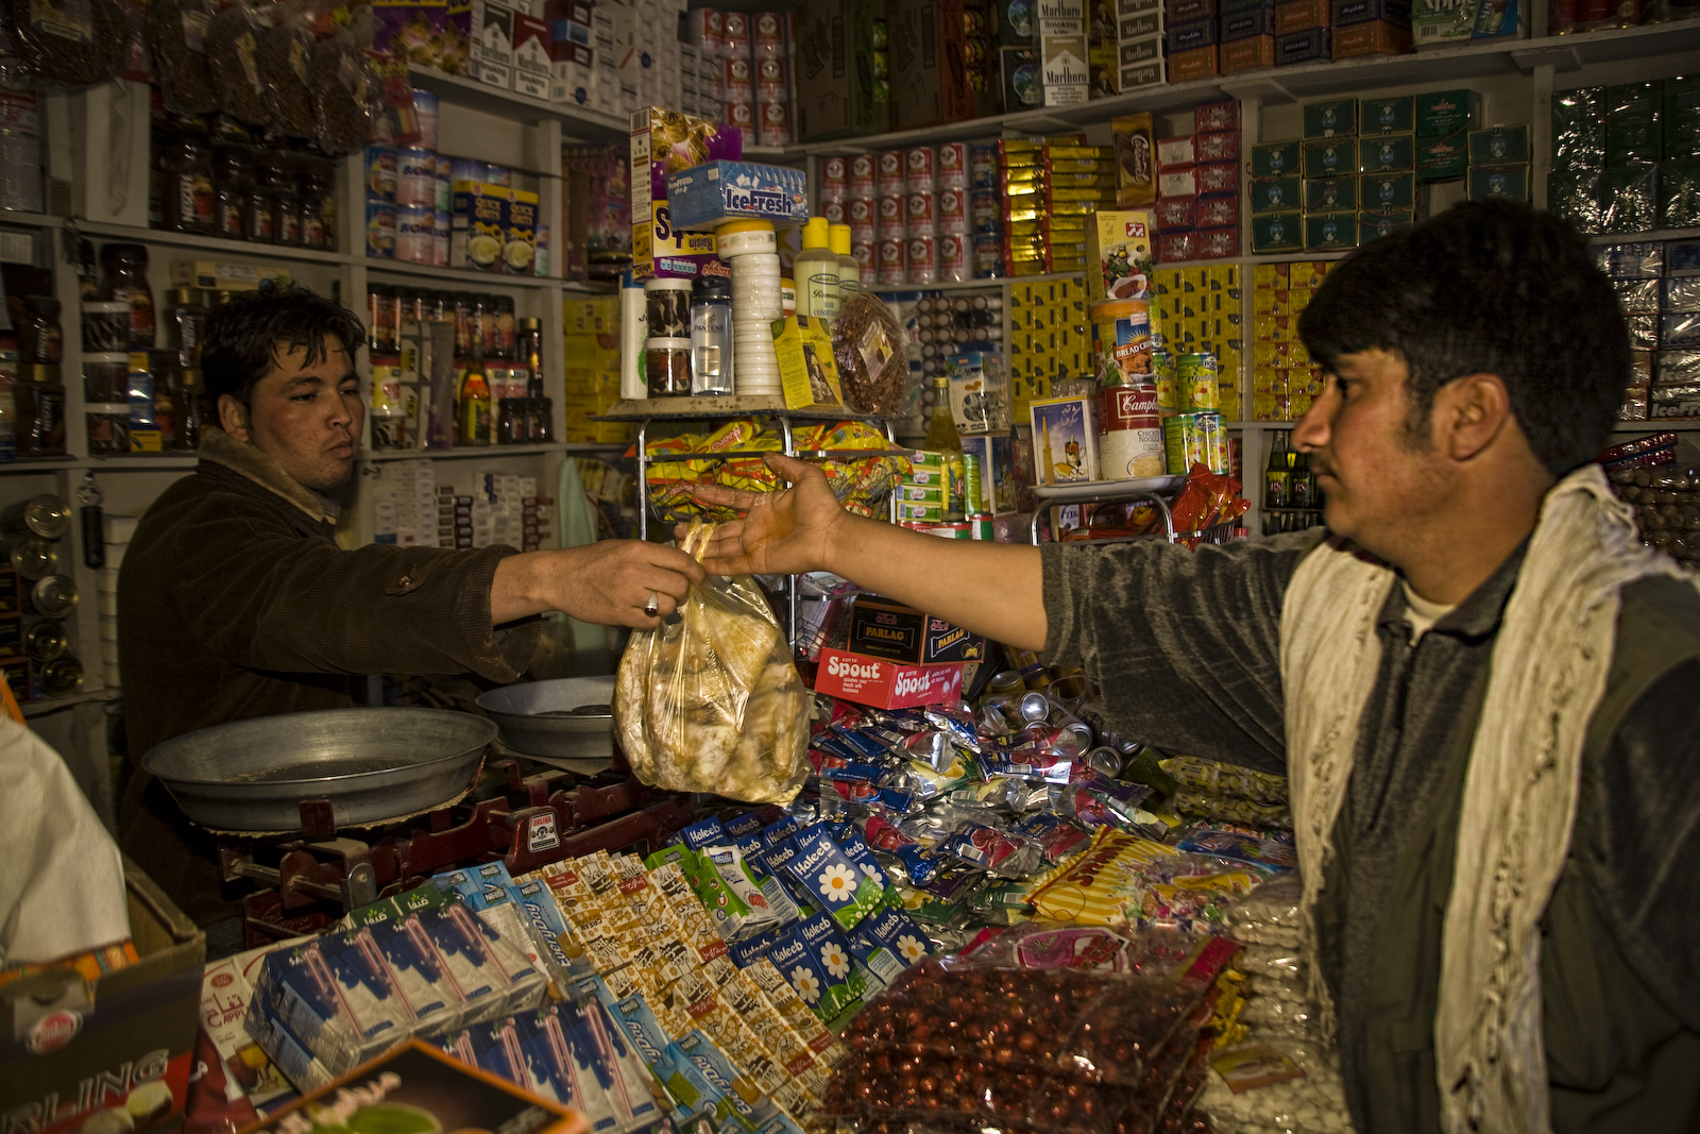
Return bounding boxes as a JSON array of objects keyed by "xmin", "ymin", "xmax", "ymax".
[
  {"xmin": 1298, "ymin": 200, "xmax": 1628, "ymax": 478},
  {"xmin": 202, "ymin": 282, "xmax": 366, "ymax": 409}
]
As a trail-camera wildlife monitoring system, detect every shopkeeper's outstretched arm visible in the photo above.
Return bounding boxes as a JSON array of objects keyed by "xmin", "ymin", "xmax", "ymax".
[{"xmin": 687, "ymin": 453, "xmax": 1048, "ymax": 651}]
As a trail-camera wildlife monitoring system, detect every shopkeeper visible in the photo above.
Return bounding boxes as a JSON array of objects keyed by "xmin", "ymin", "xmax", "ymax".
[
  {"xmin": 117, "ymin": 283, "xmax": 704, "ymax": 926},
  {"xmin": 690, "ymin": 201, "xmax": 1700, "ymax": 1133}
]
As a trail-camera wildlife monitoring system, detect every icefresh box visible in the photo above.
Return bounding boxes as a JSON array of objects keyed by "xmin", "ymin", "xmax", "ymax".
[
  {"xmin": 814, "ymin": 647, "xmax": 965, "ymax": 710},
  {"xmin": 667, "ymin": 161, "xmax": 810, "ymax": 231}
]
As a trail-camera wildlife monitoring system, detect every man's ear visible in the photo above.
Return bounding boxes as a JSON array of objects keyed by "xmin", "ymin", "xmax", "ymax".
[
  {"xmin": 219, "ymin": 394, "xmax": 250, "ymax": 442},
  {"xmin": 1438, "ymin": 372, "xmax": 1512, "ymax": 462}
]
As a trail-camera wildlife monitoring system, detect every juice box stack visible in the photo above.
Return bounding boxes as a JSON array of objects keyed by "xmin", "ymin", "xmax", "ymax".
[{"xmin": 1249, "ymin": 260, "xmax": 1333, "ymax": 422}]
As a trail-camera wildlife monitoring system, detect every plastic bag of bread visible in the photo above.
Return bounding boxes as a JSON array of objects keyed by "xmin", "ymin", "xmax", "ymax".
[{"xmin": 614, "ymin": 522, "xmax": 810, "ymax": 804}]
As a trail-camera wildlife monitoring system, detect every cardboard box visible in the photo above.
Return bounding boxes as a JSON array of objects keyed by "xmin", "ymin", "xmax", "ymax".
[
  {"xmin": 1, "ymin": 861, "xmax": 205, "ymax": 1134},
  {"xmin": 1039, "ymin": 0, "xmax": 1088, "ymax": 35},
  {"xmin": 1250, "ymin": 175, "xmax": 1301, "ymax": 213},
  {"xmin": 1086, "ymin": 210, "xmax": 1154, "ymax": 304},
  {"xmin": 1305, "ymin": 174, "xmax": 1358, "ymax": 211},
  {"xmin": 1303, "ymin": 138, "xmax": 1355, "ymax": 178},
  {"xmin": 1252, "ymin": 139, "xmax": 1301, "ymax": 178},
  {"xmin": 1412, "ymin": 0, "xmax": 1472, "ymax": 49},
  {"xmin": 1041, "ymin": 33, "xmax": 1091, "ymax": 105},
  {"xmin": 847, "ymin": 597, "xmax": 987, "ymax": 665},
  {"xmin": 1415, "ymin": 87, "xmax": 1477, "ymax": 136},
  {"xmin": 1001, "ymin": 46, "xmax": 1043, "ymax": 113},
  {"xmin": 1168, "ymin": 16, "xmax": 1217, "ymax": 49},
  {"xmin": 1219, "ymin": 34, "xmax": 1276, "ymax": 71},
  {"xmin": 1220, "ymin": 6, "xmax": 1276, "ymax": 37},
  {"xmin": 1362, "ymin": 169, "xmax": 1416, "ymax": 208},
  {"xmin": 815, "ymin": 648, "xmax": 964, "ymax": 709},
  {"xmin": 1332, "ymin": 14, "xmax": 1411, "ymax": 53},
  {"xmin": 1303, "ymin": 98, "xmax": 1358, "ymax": 138},
  {"xmin": 1361, "ymin": 95, "xmax": 1416, "ymax": 133},
  {"xmin": 628, "ymin": 106, "xmax": 726, "ymax": 278},
  {"xmin": 794, "ymin": 0, "xmax": 885, "ymax": 140},
  {"xmin": 773, "ymin": 315, "xmax": 847, "ymax": 410},
  {"xmin": 1467, "ymin": 125, "xmax": 1530, "ymax": 165},
  {"xmin": 168, "ymin": 261, "xmax": 291, "ymax": 291},
  {"xmin": 961, "ymin": 432, "xmax": 1019, "ymax": 513},
  {"xmin": 1113, "ymin": 113, "xmax": 1158, "ymax": 207},
  {"xmin": 1416, "ymin": 130, "xmax": 1468, "ymax": 181},
  {"xmin": 1275, "ymin": 26, "xmax": 1328, "ymax": 63},
  {"xmin": 472, "ymin": 0, "xmax": 515, "ymax": 87},
  {"xmin": 1030, "ymin": 394, "xmax": 1099, "ymax": 484},
  {"xmin": 890, "ymin": 0, "xmax": 974, "ymax": 130},
  {"xmin": 1466, "ymin": 163, "xmax": 1530, "ymax": 200},
  {"xmin": 1275, "ymin": 0, "xmax": 1331, "ymax": 33},
  {"xmin": 1251, "ymin": 210, "xmax": 1304, "ymax": 254},
  {"xmin": 1359, "ymin": 133, "xmax": 1416, "ymax": 173},
  {"xmin": 665, "ymin": 161, "xmax": 809, "ymax": 231},
  {"xmin": 1358, "ymin": 209, "xmax": 1416, "ymax": 240},
  {"xmin": 449, "ymin": 181, "xmax": 540, "ymax": 273},
  {"xmin": 1167, "ymin": 45, "xmax": 1218, "ymax": 81},
  {"xmin": 1305, "ymin": 211, "xmax": 1358, "ymax": 250},
  {"xmin": 1333, "ymin": 0, "xmax": 1411, "ymax": 24}
]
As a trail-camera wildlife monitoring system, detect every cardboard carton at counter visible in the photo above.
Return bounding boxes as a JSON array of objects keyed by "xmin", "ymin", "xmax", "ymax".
[
  {"xmin": 848, "ymin": 596, "xmax": 988, "ymax": 666},
  {"xmin": 1, "ymin": 860, "xmax": 205, "ymax": 1134},
  {"xmin": 888, "ymin": 0, "xmax": 975, "ymax": 130},
  {"xmin": 814, "ymin": 647, "xmax": 964, "ymax": 710}
]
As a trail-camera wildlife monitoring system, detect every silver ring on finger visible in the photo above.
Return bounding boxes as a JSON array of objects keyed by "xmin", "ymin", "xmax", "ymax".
[{"xmin": 644, "ymin": 591, "xmax": 660, "ymax": 617}]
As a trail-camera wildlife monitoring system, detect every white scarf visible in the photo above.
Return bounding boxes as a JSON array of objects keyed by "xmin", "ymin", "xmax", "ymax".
[{"xmin": 1280, "ymin": 463, "xmax": 1697, "ymax": 1134}]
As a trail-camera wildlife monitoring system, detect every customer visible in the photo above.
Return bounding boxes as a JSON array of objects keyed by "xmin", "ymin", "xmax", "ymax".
[
  {"xmin": 117, "ymin": 283, "xmax": 703, "ymax": 925},
  {"xmin": 689, "ymin": 202, "xmax": 1700, "ymax": 1132}
]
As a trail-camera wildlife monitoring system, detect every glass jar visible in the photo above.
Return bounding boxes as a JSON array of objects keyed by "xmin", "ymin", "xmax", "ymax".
[
  {"xmin": 274, "ymin": 180, "xmax": 302, "ymax": 247},
  {"xmin": 100, "ymin": 243, "xmax": 155, "ymax": 350},
  {"xmin": 245, "ymin": 153, "xmax": 280, "ymax": 243},
  {"xmin": 369, "ymin": 285, "xmax": 396, "ymax": 354},
  {"xmin": 166, "ymin": 288, "xmax": 209, "ymax": 369},
  {"xmin": 18, "ymin": 296, "xmax": 62, "ymax": 366},
  {"xmin": 496, "ymin": 397, "xmax": 525, "ymax": 444},
  {"xmin": 495, "ymin": 295, "xmax": 516, "ymax": 360},
  {"xmin": 14, "ymin": 370, "xmax": 67, "ymax": 458},
  {"xmin": 212, "ymin": 145, "xmax": 247, "ymax": 240},
  {"xmin": 645, "ymin": 337, "xmax": 692, "ymax": 397},
  {"xmin": 453, "ymin": 293, "xmax": 476, "ymax": 355},
  {"xmin": 300, "ymin": 158, "xmax": 333, "ymax": 250},
  {"xmin": 517, "ymin": 316, "xmax": 543, "ymax": 397},
  {"xmin": 476, "ymin": 294, "xmax": 497, "ymax": 358},
  {"xmin": 81, "ymin": 301, "xmax": 130, "ymax": 354},
  {"xmin": 170, "ymin": 367, "xmax": 206, "ymax": 450},
  {"xmin": 161, "ymin": 132, "xmax": 215, "ymax": 235},
  {"xmin": 689, "ymin": 276, "xmax": 734, "ymax": 395}
]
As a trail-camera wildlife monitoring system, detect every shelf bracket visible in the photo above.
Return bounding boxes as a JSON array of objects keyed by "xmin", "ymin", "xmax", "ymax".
[{"xmin": 1512, "ymin": 44, "xmax": 1581, "ymax": 73}]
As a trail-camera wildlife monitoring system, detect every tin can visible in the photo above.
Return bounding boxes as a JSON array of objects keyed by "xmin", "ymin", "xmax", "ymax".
[
  {"xmin": 940, "ymin": 233, "xmax": 968, "ymax": 282},
  {"xmin": 937, "ymin": 142, "xmax": 968, "ymax": 189},
  {"xmin": 395, "ymin": 205, "xmax": 435, "ymax": 263},
  {"xmin": 974, "ymin": 234, "xmax": 1004, "ymax": 278},
  {"xmin": 877, "ymin": 150, "xmax": 905, "ymax": 196},
  {"xmin": 756, "ymin": 97, "xmax": 789, "ymax": 147},
  {"xmin": 850, "ymin": 154, "xmax": 876, "ymax": 196},
  {"xmin": 905, "ymin": 146, "xmax": 935, "ymax": 191},
  {"xmin": 0, "ymin": 89, "xmax": 39, "ymax": 134},
  {"xmin": 1099, "ymin": 383, "xmax": 1166, "ymax": 479},
  {"xmin": 853, "ymin": 242, "xmax": 875, "ymax": 286},
  {"xmin": 756, "ymin": 54, "xmax": 785, "ymax": 84},
  {"xmin": 365, "ymin": 144, "xmax": 398, "ymax": 201},
  {"xmin": 905, "ymin": 190, "xmax": 936, "ymax": 235},
  {"xmin": 908, "ymin": 235, "xmax": 937, "ymax": 284},
  {"xmin": 1089, "ymin": 299, "xmax": 1155, "ymax": 387},
  {"xmin": 752, "ymin": 9, "xmax": 783, "ymax": 54},
  {"xmin": 820, "ymin": 199, "xmax": 846, "ymax": 225},
  {"xmin": 40, "ymin": 654, "xmax": 80, "ymax": 697},
  {"xmin": 820, "ymin": 156, "xmax": 848, "ymax": 202},
  {"xmin": 28, "ymin": 574, "xmax": 75, "ymax": 618},
  {"xmin": 877, "ymin": 238, "xmax": 906, "ymax": 287},
  {"xmin": 724, "ymin": 54, "xmax": 753, "ymax": 98},
  {"xmin": 365, "ymin": 201, "xmax": 397, "ymax": 259},
  {"xmin": 396, "ymin": 147, "xmax": 435, "ymax": 206},
  {"xmin": 726, "ymin": 100, "xmax": 755, "ymax": 132},
  {"xmin": 876, "ymin": 195, "xmax": 904, "ymax": 241},
  {"xmin": 1153, "ymin": 351, "xmax": 1178, "ymax": 410},
  {"xmin": 24, "ymin": 618, "xmax": 66, "ymax": 663},
  {"xmin": 970, "ymin": 190, "xmax": 1000, "ymax": 232},
  {"xmin": 849, "ymin": 198, "xmax": 874, "ymax": 226},
  {"xmin": 1178, "ymin": 352, "xmax": 1220, "ymax": 411},
  {"xmin": 1199, "ymin": 410, "xmax": 1229, "ymax": 474},
  {"xmin": 1164, "ymin": 412, "xmax": 1209, "ymax": 478},
  {"xmin": 0, "ymin": 131, "xmax": 43, "ymax": 212},
  {"xmin": 970, "ymin": 144, "xmax": 998, "ymax": 189},
  {"xmin": 937, "ymin": 187, "xmax": 968, "ymax": 234},
  {"xmin": 851, "ymin": 220, "xmax": 876, "ymax": 247},
  {"xmin": 411, "ymin": 88, "xmax": 438, "ymax": 150}
]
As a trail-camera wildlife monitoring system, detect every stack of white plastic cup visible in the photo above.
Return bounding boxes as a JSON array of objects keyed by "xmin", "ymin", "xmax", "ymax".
[{"xmin": 718, "ymin": 221, "xmax": 782, "ymax": 395}]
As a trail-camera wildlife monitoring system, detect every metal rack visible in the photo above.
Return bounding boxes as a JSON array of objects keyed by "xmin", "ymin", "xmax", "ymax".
[{"xmin": 1028, "ymin": 476, "xmax": 1189, "ymax": 546}]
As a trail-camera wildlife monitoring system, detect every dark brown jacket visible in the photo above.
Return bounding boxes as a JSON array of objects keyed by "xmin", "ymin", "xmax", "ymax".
[{"xmin": 117, "ymin": 428, "xmax": 538, "ymax": 924}]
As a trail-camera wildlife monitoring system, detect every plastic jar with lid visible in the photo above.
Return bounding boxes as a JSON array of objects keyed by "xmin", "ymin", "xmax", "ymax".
[
  {"xmin": 100, "ymin": 243, "xmax": 155, "ymax": 350},
  {"xmin": 644, "ymin": 277, "xmax": 693, "ymax": 339},
  {"xmin": 18, "ymin": 296, "xmax": 61, "ymax": 365},
  {"xmin": 689, "ymin": 276, "xmax": 734, "ymax": 396},
  {"xmin": 81, "ymin": 301, "xmax": 130, "ymax": 354},
  {"xmin": 715, "ymin": 219, "xmax": 778, "ymax": 257},
  {"xmin": 645, "ymin": 337, "xmax": 692, "ymax": 396}
]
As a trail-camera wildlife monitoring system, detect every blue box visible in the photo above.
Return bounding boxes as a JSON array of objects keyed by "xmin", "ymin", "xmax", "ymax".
[
  {"xmin": 1275, "ymin": 26, "xmax": 1328, "ymax": 64},
  {"xmin": 1221, "ymin": 6, "xmax": 1276, "ymax": 39},
  {"xmin": 1167, "ymin": 16, "xmax": 1218, "ymax": 49},
  {"xmin": 665, "ymin": 161, "xmax": 810, "ymax": 231},
  {"xmin": 1331, "ymin": 0, "xmax": 1410, "ymax": 25}
]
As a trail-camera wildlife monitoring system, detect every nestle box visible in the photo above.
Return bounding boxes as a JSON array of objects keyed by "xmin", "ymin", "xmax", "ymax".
[
  {"xmin": 1467, "ymin": 163, "xmax": 1530, "ymax": 200},
  {"xmin": 1359, "ymin": 133, "xmax": 1416, "ymax": 173},
  {"xmin": 794, "ymin": 0, "xmax": 887, "ymax": 141},
  {"xmin": 1359, "ymin": 208, "xmax": 1416, "ymax": 240},
  {"xmin": 1467, "ymin": 124, "xmax": 1530, "ymax": 165},
  {"xmin": 1361, "ymin": 94, "xmax": 1416, "ymax": 133},
  {"xmin": 1305, "ymin": 174, "xmax": 1358, "ymax": 211},
  {"xmin": 1362, "ymin": 169, "xmax": 1416, "ymax": 208},
  {"xmin": 1251, "ymin": 210, "xmax": 1304, "ymax": 254},
  {"xmin": 666, "ymin": 161, "xmax": 809, "ymax": 231},
  {"xmin": 848, "ymin": 597, "xmax": 987, "ymax": 665},
  {"xmin": 1303, "ymin": 98, "xmax": 1358, "ymax": 139},
  {"xmin": 0, "ymin": 861, "xmax": 205, "ymax": 1134},
  {"xmin": 1305, "ymin": 211, "xmax": 1358, "ymax": 250},
  {"xmin": 1252, "ymin": 138, "xmax": 1301, "ymax": 177},
  {"xmin": 1250, "ymin": 175, "xmax": 1301, "ymax": 212},
  {"xmin": 1303, "ymin": 139, "xmax": 1355, "ymax": 178},
  {"xmin": 815, "ymin": 647, "xmax": 964, "ymax": 709}
]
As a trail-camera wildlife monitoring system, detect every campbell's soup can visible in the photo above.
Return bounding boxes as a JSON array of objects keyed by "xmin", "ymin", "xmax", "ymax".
[
  {"xmin": 906, "ymin": 190, "xmax": 936, "ymax": 234},
  {"xmin": 821, "ymin": 157, "xmax": 849, "ymax": 202},
  {"xmin": 937, "ymin": 142, "xmax": 968, "ymax": 189},
  {"xmin": 1089, "ymin": 299, "xmax": 1155, "ymax": 387},
  {"xmin": 850, "ymin": 154, "xmax": 876, "ymax": 196},
  {"xmin": 905, "ymin": 146, "xmax": 935, "ymax": 191},
  {"xmin": 853, "ymin": 242, "xmax": 875, "ymax": 286},
  {"xmin": 1099, "ymin": 384, "xmax": 1166, "ymax": 480},
  {"xmin": 395, "ymin": 205, "xmax": 435, "ymax": 263},
  {"xmin": 937, "ymin": 188, "xmax": 968, "ymax": 234},
  {"xmin": 1178, "ymin": 351, "xmax": 1220, "ymax": 410},
  {"xmin": 940, "ymin": 232, "xmax": 967, "ymax": 283},
  {"xmin": 876, "ymin": 195, "xmax": 904, "ymax": 241},
  {"xmin": 908, "ymin": 235, "xmax": 938, "ymax": 284},
  {"xmin": 877, "ymin": 238, "xmax": 907, "ymax": 287},
  {"xmin": 877, "ymin": 150, "xmax": 905, "ymax": 196}
]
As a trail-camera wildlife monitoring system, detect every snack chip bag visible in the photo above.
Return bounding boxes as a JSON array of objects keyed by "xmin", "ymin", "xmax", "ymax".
[{"xmin": 615, "ymin": 523, "xmax": 810, "ymax": 803}]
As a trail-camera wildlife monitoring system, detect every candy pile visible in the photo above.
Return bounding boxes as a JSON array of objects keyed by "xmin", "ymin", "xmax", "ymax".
[{"xmin": 640, "ymin": 419, "xmax": 910, "ymax": 521}]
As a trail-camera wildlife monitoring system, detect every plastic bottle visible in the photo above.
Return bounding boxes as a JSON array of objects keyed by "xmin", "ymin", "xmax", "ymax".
[
  {"xmin": 831, "ymin": 222, "xmax": 861, "ymax": 301},
  {"xmin": 794, "ymin": 217, "xmax": 841, "ymax": 323}
]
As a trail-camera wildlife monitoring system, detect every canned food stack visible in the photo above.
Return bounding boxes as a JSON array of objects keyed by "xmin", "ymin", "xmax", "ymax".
[
  {"xmin": 915, "ymin": 294, "xmax": 1003, "ymax": 380},
  {"xmin": 874, "ymin": 150, "xmax": 906, "ymax": 288},
  {"xmin": 718, "ymin": 220, "xmax": 783, "ymax": 395},
  {"xmin": 711, "ymin": 11, "xmax": 794, "ymax": 148},
  {"xmin": 0, "ymin": 81, "xmax": 42, "ymax": 213},
  {"xmin": 969, "ymin": 144, "xmax": 1005, "ymax": 279},
  {"xmin": 0, "ymin": 494, "xmax": 83, "ymax": 704}
]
